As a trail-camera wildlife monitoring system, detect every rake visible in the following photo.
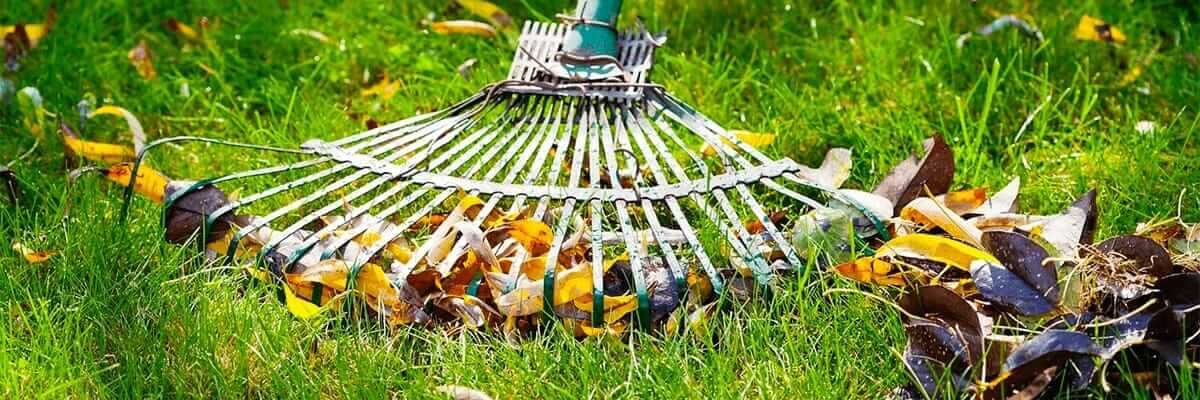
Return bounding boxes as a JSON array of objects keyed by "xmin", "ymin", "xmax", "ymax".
[{"xmin": 122, "ymin": 0, "xmax": 887, "ymax": 331}]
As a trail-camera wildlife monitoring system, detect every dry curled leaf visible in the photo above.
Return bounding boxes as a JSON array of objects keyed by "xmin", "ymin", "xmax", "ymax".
[
  {"xmin": 60, "ymin": 122, "xmax": 136, "ymax": 163},
  {"xmin": 105, "ymin": 162, "xmax": 169, "ymax": 203},
  {"xmin": 2, "ymin": 5, "xmax": 56, "ymax": 71},
  {"xmin": 872, "ymin": 135, "xmax": 955, "ymax": 215},
  {"xmin": 455, "ymin": 0, "xmax": 512, "ymax": 29},
  {"xmin": 431, "ymin": 20, "xmax": 497, "ymax": 37},
  {"xmin": 11, "ymin": 241, "xmax": 51, "ymax": 264},
  {"xmin": 165, "ymin": 18, "xmax": 201, "ymax": 42},
  {"xmin": 700, "ymin": 130, "xmax": 775, "ymax": 157},
  {"xmin": 1074, "ymin": 15, "xmax": 1126, "ymax": 44},
  {"xmin": 360, "ymin": 74, "xmax": 403, "ymax": 101},
  {"xmin": 127, "ymin": 40, "xmax": 157, "ymax": 79},
  {"xmin": 289, "ymin": 28, "xmax": 332, "ymax": 44}
]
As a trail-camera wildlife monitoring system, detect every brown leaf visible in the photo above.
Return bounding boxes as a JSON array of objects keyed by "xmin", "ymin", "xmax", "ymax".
[
  {"xmin": 1093, "ymin": 235, "xmax": 1173, "ymax": 277},
  {"xmin": 872, "ymin": 134, "xmax": 955, "ymax": 215},
  {"xmin": 127, "ymin": 40, "xmax": 157, "ymax": 79}
]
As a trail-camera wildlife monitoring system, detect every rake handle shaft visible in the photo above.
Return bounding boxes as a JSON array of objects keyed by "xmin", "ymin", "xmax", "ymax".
[{"xmin": 562, "ymin": 0, "xmax": 622, "ymax": 60}]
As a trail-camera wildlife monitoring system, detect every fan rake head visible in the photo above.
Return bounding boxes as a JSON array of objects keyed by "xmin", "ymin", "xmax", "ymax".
[{"xmin": 127, "ymin": 19, "xmax": 885, "ymax": 334}]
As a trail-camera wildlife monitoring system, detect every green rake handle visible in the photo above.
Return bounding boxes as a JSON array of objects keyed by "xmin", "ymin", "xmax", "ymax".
[{"xmin": 561, "ymin": 0, "xmax": 622, "ymax": 63}]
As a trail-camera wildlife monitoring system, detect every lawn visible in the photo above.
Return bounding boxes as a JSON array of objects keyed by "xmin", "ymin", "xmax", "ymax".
[{"xmin": 2, "ymin": 0, "xmax": 1198, "ymax": 398}]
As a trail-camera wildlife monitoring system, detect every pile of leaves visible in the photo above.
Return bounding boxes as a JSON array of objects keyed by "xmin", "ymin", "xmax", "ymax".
[
  {"xmin": 137, "ymin": 146, "xmax": 866, "ymax": 341},
  {"xmin": 827, "ymin": 136, "xmax": 1200, "ymax": 398}
]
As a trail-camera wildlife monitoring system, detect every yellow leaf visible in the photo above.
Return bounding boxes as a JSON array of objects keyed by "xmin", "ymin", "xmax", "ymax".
[
  {"xmin": 456, "ymin": 0, "xmax": 512, "ymax": 29},
  {"xmin": 495, "ymin": 276, "xmax": 543, "ymax": 316},
  {"xmin": 360, "ymin": 74, "xmax": 403, "ymax": 101},
  {"xmin": 1074, "ymin": 15, "xmax": 1126, "ymax": 44},
  {"xmin": 1, "ymin": 6, "xmax": 55, "ymax": 49},
  {"xmin": 834, "ymin": 257, "xmax": 907, "ymax": 286},
  {"xmin": 127, "ymin": 40, "xmax": 157, "ymax": 79},
  {"xmin": 939, "ymin": 188, "xmax": 988, "ymax": 215},
  {"xmin": 899, "ymin": 197, "xmax": 985, "ymax": 247},
  {"xmin": 354, "ymin": 230, "xmax": 382, "ymax": 247},
  {"xmin": 430, "ymin": 20, "xmax": 497, "ymax": 38},
  {"xmin": 386, "ymin": 241, "xmax": 412, "ymax": 264},
  {"xmin": 165, "ymin": 18, "xmax": 201, "ymax": 42},
  {"xmin": 875, "ymin": 233, "xmax": 999, "ymax": 271},
  {"xmin": 574, "ymin": 293, "xmax": 638, "ymax": 324},
  {"xmin": 62, "ymin": 134, "xmax": 135, "ymax": 163},
  {"xmin": 700, "ymin": 130, "xmax": 775, "ymax": 157},
  {"xmin": 553, "ymin": 263, "xmax": 592, "ymax": 305},
  {"xmin": 1119, "ymin": 65, "xmax": 1143, "ymax": 86},
  {"xmin": 283, "ymin": 284, "xmax": 322, "ymax": 319},
  {"xmin": 506, "ymin": 219, "xmax": 553, "ymax": 256},
  {"xmin": 11, "ymin": 241, "xmax": 52, "ymax": 264},
  {"xmin": 578, "ymin": 320, "xmax": 627, "ymax": 337},
  {"xmin": 105, "ymin": 162, "xmax": 169, "ymax": 203}
]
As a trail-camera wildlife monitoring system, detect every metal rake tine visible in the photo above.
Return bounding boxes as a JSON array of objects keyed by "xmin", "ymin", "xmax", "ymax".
[
  {"xmin": 225, "ymin": 99, "xmax": 499, "ymax": 265},
  {"xmin": 614, "ymin": 103, "xmax": 687, "ymax": 295},
  {"xmin": 314, "ymin": 97, "xmax": 531, "ymax": 259},
  {"xmin": 399, "ymin": 97, "xmax": 542, "ymax": 274},
  {"xmin": 634, "ymin": 103, "xmax": 770, "ymax": 285},
  {"xmin": 538, "ymin": 98, "xmax": 594, "ymax": 317},
  {"xmin": 586, "ymin": 102, "xmax": 606, "ymax": 326},
  {"xmin": 433, "ymin": 97, "xmax": 556, "ymax": 274},
  {"xmin": 595, "ymin": 101, "xmax": 652, "ymax": 329},
  {"xmin": 623, "ymin": 106, "xmax": 725, "ymax": 292}
]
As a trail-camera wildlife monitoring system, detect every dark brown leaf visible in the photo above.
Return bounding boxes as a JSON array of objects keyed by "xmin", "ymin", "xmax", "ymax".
[
  {"xmin": 1153, "ymin": 272, "xmax": 1200, "ymax": 309},
  {"xmin": 872, "ymin": 134, "xmax": 955, "ymax": 214},
  {"xmin": 1095, "ymin": 235, "xmax": 1173, "ymax": 277},
  {"xmin": 899, "ymin": 285, "xmax": 984, "ymax": 363},
  {"xmin": 992, "ymin": 330, "xmax": 1099, "ymax": 397},
  {"xmin": 164, "ymin": 183, "xmax": 245, "ymax": 244},
  {"xmin": 0, "ymin": 167, "xmax": 19, "ymax": 206},
  {"xmin": 982, "ymin": 231, "xmax": 1059, "ymax": 303},
  {"xmin": 970, "ymin": 261, "xmax": 1055, "ymax": 316}
]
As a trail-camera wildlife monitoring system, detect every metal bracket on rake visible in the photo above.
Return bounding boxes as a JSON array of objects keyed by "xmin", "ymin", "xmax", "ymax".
[{"xmin": 122, "ymin": 18, "xmax": 888, "ymax": 332}]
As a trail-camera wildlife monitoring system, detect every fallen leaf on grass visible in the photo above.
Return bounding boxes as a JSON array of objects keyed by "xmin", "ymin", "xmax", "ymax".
[
  {"xmin": 89, "ymin": 105, "xmax": 148, "ymax": 154},
  {"xmin": 11, "ymin": 241, "xmax": 51, "ymax": 264},
  {"xmin": 455, "ymin": 0, "xmax": 512, "ymax": 29},
  {"xmin": 105, "ymin": 162, "xmax": 169, "ymax": 203},
  {"xmin": 16, "ymin": 86, "xmax": 48, "ymax": 137},
  {"xmin": 875, "ymin": 233, "xmax": 999, "ymax": 271},
  {"xmin": 981, "ymin": 231, "xmax": 1058, "ymax": 303},
  {"xmin": 164, "ymin": 18, "xmax": 202, "ymax": 42},
  {"xmin": 970, "ymin": 260, "xmax": 1055, "ymax": 316},
  {"xmin": 360, "ymin": 74, "xmax": 403, "ymax": 101},
  {"xmin": 2, "ymin": 5, "xmax": 56, "ymax": 71},
  {"xmin": 1074, "ymin": 15, "xmax": 1126, "ymax": 44},
  {"xmin": 457, "ymin": 58, "xmax": 478, "ymax": 80},
  {"xmin": 1093, "ymin": 235, "xmax": 1173, "ymax": 277},
  {"xmin": 436, "ymin": 385, "xmax": 493, "ymax": 400},
  {"xmin": 289, "ymin": 28, "xmax": 332, "ymax": 44},
  {"xmin": 872, "ymin": 135, "xmax": 955, "ymax": 215},
  {"xmin": 127, "ymin": 40, "xmax": 157, "ymax": 79},
  {"xmin": 431, "ymin": 20, "xmax": 497, "ymax": 38},
  {"xmin": 699, "ymin": 130, "xmax": 776, "ymax": 157},
  {"xmin": 986, "ymin": 330, "xmax": 1099, "ymax": 397},
  {"xmin": 504, "ymin": 219, "xmax": 553, "ymax": 256},
  {"xmin": 0, "ymin": 167, "xmax": 19, "ymax": 205},
  {"xmin": 834, "ymin": 257, "xmax": 906, "ymax": 286},
  {"xmin": 164, "ymin": 184, "xmax": 246, "ymax": 245},
  {"xmin": 60, "ymin": 122, "xmax": 135, "ymax": 163},
  {"xmin": 899, "ymin": 197, "xmax": 985, "ymax": 247}
]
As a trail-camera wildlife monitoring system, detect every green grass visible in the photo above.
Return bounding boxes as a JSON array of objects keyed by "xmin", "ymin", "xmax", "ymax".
[{"xmin": 2, "ymin": 0, "xmax": 1199, "ymax": 398}]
